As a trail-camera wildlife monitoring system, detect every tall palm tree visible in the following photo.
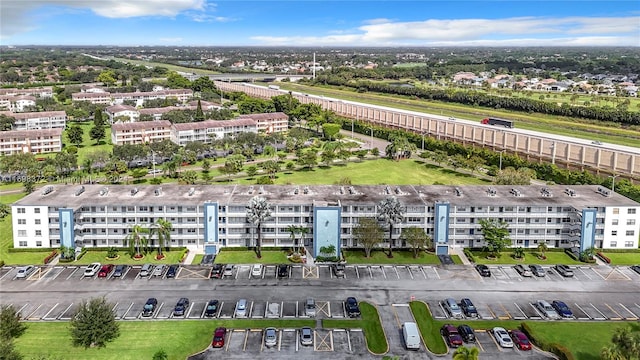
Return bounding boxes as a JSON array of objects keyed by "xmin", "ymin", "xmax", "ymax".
[
  {"xmin": 125, "ymin": 224, "xmax": 150, "ymax": 258},
  {"xmin": 297, "ymin": 226, "xmax": 309, "ymax": 255},
  {"xmin": 286, "ymin": 224, "xmax": 299, "ymax": 253},
  {"xmin": 378, "ymin": 196, "xmax": 405, "ymax": 258},
  {"xmin": 453, "ymin": 346, "xmax": 479, "ymax": 360},
  {"xmin": 537, "ymin": 241, "xmax": 548, "ymax": 259},
  {"xmin": 154, "ymin": 219, "xmax": 172, "ymax": 257},
  {"xmin": 246, "ymin": 196, "xmax": 272, "ymax": 259}
]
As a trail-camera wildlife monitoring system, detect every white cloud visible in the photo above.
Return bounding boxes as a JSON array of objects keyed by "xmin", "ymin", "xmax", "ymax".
[{"xmin": 251, "ymin": 15, "xmax": 640, "ymax": 46}]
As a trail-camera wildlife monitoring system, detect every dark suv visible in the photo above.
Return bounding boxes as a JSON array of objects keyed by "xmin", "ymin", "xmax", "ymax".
[
  {"xmin": 204, "ymin": 300, "xmax": 219, "ymax": 317},
  {"xmin": 554, "ymin": 264, "xmax": 574, "ymax": 277},
  {"xmin": 460, "ymin": 298, "xmax": 478, "ymax": 318},
  {"xmin": 475, "ymin": 264, "xmax": 491, "ymax": 277},
  {"xmin": 333, "ymin": 264, "xmax": 345, "ymax": 277},
  {"xmin": 166, "ymin": 265, "xmax": 179, "ymax": 278},
  {"xmin": 345, "ymin": 297, "xmax": 361, "ymax": 317},
  {"xmin": 457, "ymin": 324, "xmax": 476, "ymax": 343},
  {"xmin": 210, "ymin": 264, "xmax": 223, "ymax": 279},
  {"xmin": 277, "ymin": 264, "xmax": 290, "ymax": 278},
  {"xmin": 142, "ymin": 298, "xmax": 158, "ymax": 317},
  {"xmin": 173, "ymin": 298, "xmax": 190, "ymax": 317}
]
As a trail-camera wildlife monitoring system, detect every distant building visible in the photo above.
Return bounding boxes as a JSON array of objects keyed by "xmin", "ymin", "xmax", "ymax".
[
  {"xmin": 0, "ymin": 95, "xmax": 37, "ymax": 112},
  {"xmin": 0, "ymin": 128, "xmax": 63, "ymax": 155},
  {"xmin": 105, "ymin": 104, "xmax": 139, "ymax": 123},
  {"xmin": 238, "ymin": 112, "xmax": 288, "ymax": 134},
  {"xmin": 111, "ymin": 120, "xmax": 172, "ymax": 145},
  {"xmin": 171, "ymin": 118, "xmax": 257, "ymax": 146},
  {"xmin": 72, "ymin": 89, "xmax": 193, "ymax": 106},
  {"xmin": 0, "ymin": 87, "xmax": 53, "ymax": 98},
  {"xmin": 0, "ymin": 111, "xmax": 67, "ymax": 130}
]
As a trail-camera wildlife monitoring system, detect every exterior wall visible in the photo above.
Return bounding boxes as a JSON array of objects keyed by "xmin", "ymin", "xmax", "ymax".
[
  {"xmin": 11, "ymin": 206, "xmax": 50, "ymax": 248},
  {"xmin": 8, "ymin": 111, "xmax": 67, "ymax": 130},
  {"xmin": 603, "ymin": 206, "xmax": 640, "ymax": 249},
  {"xmin": 0, "ymin": 129, "xmax": 63, "ymax": 155}
]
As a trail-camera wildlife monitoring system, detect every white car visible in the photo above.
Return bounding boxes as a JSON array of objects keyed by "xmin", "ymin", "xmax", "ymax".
[
  {"xmin": 251, "ymin": 264, "xmax": 263, "ymax": 277},
  {"xmin": 536, "ymin": 300, "xmax": 560, "ymax": 319},
  {"xmin": 16, "ymin": 265, "xmax": 35, "ymax": 279},
  {"xmin": 84, "ymin": 263, "xmax": 101, "ymax": 277},
  {"xmin": 264, "ymin": 327, "xmax": 277, "ymax": 348},
  {"xmin": 492, "ymin": 327, "xmax": 513, "ymax": 348},
  {"xmin": 235, "ymin": 299, "xmax": 248, "ymax": 318}
]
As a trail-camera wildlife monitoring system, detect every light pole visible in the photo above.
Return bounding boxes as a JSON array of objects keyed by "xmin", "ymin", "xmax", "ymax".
[
  {"xmin": 550, "ymin": 142, "xmax": 556, "ymax": 164},
  {"xmin": 609, "ymin": 174, "xmax": 619, "ymax": 196},
  {"xmin": 421, "ymin": 132, "xmax": 426, "ymax": 151},
  {"xmin": 499, "ymin": 149, "xmax": 506, "ymax": 171}
]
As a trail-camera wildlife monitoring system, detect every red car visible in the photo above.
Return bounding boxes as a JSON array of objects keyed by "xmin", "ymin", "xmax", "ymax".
[
  {"xmin": 510, "ymin": 329, "xmax": 532, "ymax": 351},
  {"xmin": 97, "ymin": 264, "xmax": 114, "ymax": 278},
  {"xmin": 440, "ymin": 324, "xmax": 463, "ymax": 348},
  {"xmin": 212, "ymin": 327, "xmax": 227, "ymax": 348}
]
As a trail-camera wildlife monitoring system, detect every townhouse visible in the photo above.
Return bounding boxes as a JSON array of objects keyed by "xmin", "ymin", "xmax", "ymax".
[
  {"xmin": 105, "ymin": 104, "xmax": 139, "ymax": 123},
  {"xmin": 0, "ymin": 111, "xmax": 67, "ymax": 131},
  {"xmin": 72, "ymin": 89, "xmax": 193, "ymax": 106}
]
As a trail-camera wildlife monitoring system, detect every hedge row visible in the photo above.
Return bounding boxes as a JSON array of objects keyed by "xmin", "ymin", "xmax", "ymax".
[
  {"xmin": 463, "ymin": 248, "xmax": 476, "ymax": 263},
  {"xmin": 8, "ymin": 247, "xmax": 57, "ymax": 253},
  {"xmin": 43, "ymin": 250, "xmax": 58, "ymax": 264},
  {"xmin": 596, "ymin": 252, "xmax": 612, "ymax": 264},
  {"xmin": 179, "ymin": 248, "xmax": 189, "ymax": 263},
  {"xmin": 520, "ymin": 322, "xmax": 575, "ymax": 360}
]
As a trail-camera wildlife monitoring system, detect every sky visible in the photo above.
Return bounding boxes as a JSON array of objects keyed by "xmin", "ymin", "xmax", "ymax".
[{"xmin": 1, "ymin": 0, "xmax": 639, "ymax": 47}]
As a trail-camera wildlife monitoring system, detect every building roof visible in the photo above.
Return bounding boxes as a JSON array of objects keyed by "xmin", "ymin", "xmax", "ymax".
[
  {"xmin": 172, "ymin": 118, "xmax": 256, "ymax": 131},
  {"xmin": 238, "ymin": 112, "xmax": 288, "ymax": 120},
  {"xmin": 12, "ymin": 184, "xmax": 639, "ymax": 209},
  {"xmin": 106, "ymin": 104, "xmax": 137, "ymax": 113},
  {"xmin": 0, "ymin": 111, "xmax": 66, "ymax": 119},
  {"xmin": 0, "ymin": 128, "xmax": 63, "ymax": 139},
  {"xmin": 111, "ymin": 120, "xmax": 172, "ymax": 131}
]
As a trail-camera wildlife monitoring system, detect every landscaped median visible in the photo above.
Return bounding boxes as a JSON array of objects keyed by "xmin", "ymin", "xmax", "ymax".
[
  {"xmin": 343, "ymin": 249, "xmax": 461, "ymax": 265},
  {"xmin": 409, "ymin": 301, "xmax": 448, "ymax": 354},
  {"xmin": 322, "ymin": 302, "xmax": 388, "ymax": 355}
]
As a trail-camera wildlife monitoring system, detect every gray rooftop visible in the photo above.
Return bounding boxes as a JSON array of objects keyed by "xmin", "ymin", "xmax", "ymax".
[{"xmin": 13, "ymin": 184, "xmax": 639, "ymax": 210}]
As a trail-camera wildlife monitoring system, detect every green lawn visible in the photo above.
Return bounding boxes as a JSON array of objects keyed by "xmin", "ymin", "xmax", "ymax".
[
  {"xmin": 322, "ymin": 302, "xmax": 388, "ymax": 355},
  {"xmin": 409, "ymin": 301, "xmax": 447, "ymax": 354},
  {"xmin": 191, "ymin": 254, "xmax": 205, "ymax": 265},
  {"xmin": 214, "ymin": 250, "xmax": 289, "ymax": 264},
  {"xmin": 600, "ymin": 252, "xmax": 640, "ymax": 265},
  {"xmin": 63, "ymin": 121, "xmax": 112, "ymax": 164},
  {"xmin": 73, "ymin": 250, "xmax": 185, "ymax": 265},
  {"xmin": 470, "ymin": 250, "xmax": 583, "ymax": 265},
  {"xmin": 14, "ymin": 319, "xmax": 314, "ymax": 360},
  {"xmin": 344, "ymin": 250, "xmax": 442, "ymax": 264}
]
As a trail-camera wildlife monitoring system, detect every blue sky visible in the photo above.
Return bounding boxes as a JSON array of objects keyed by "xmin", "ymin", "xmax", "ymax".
[{"xmin": 1, "ymin": 1, "xmax": 639, "ymax": 46}]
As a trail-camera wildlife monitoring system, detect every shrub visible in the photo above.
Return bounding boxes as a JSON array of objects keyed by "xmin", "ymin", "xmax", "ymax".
[
  {"xmin": 0, "ymin": 260, "xmax": 5, "ymax": 267},
  {"xmin": 179, "ymin": 249, "xmax": 189, "ymax": 263},
  {"xmin": 43, "ymin": 250, "xmax": 58, "ymax": 264},
  {"xmin": 289, "ymin": 254, "xmax": 303, "ymax": 263},
  {"xmin": 106, "ymin": 247, "xmax": 118, "ymax": 259},
  {"xmin": 76, "ymin": 247, "xmax": 88, "ymax": 260},
  {"xmin": 596, "ymin": 252, "xmax": 611, "ymax": 264},
  {"xmin": 464, "ymin": 248, "xmax": 476, "ymax": 263}
]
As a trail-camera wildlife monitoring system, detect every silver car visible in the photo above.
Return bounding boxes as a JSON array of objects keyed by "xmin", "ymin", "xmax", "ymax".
[
  {"xmin": 536, "ymin": 300, "xmax": 560, "ymax": 319},
  {"xmin": 305, "ymin": 298, "xmax": 316, "ymax": 317},
  {"xmin": 264, "ymin": 327, "xmax": 277, "ymax": 347},
  {"xmin": 443, "ymin": 298, "xmax": 463, "ymax": 319},
  {"xmin": 235, "ymin": 299, "xmax": 248, "ymax": 318},
  {"xmin": 16, "ymin": 265, "xmax": 34, "ymax": 279},
  {"xmin": 300, "ymin": 327, "xmax": 313, "ymax": 346}
]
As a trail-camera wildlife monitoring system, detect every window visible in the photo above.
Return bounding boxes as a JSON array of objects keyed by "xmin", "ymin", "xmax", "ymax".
[
  {"xmin": 34, "ymin": 208, "xmax": 40, "ymax": 214},
  {"xmin": 628, "ymin": 209, "xmax": 637, "ymax": 215},
  {"xmin": 17, "ymin": 208, "xmax": 25, "ymax": 214},
  {"xmin": 626, "ymin": 230, "xmax": 635, "ymax": 236},
  {"xmin": 18, "ymin": 241, "xmax": 27, "ymax": 247},
  {"xmin": 611, "ymin": 230, "xmax": 618, "ymax": 236},
  {"xmin": 35, "ymin": 230, "xmax": 42, "ymax": 236},
  {"xmin": 18, "ymin": 230, "xmax": 27, "ymax": 237},
  {"xmin": 18, "ymin": 219, "xmax": 26, "ymax": 225},
  {"xmin": 627, "ymin": 219, "xmax": 636, "ymax": 225},
  {"xmin": 612, "ymin": 208, "xmax": 619, "ymax": 214},
  {"xmin": 625, "ymin": 241, "xmax": 634, "ymax": 247},
  {"xmin": 36, "ymin": 241, "xmax": 42, "ymax": 247},
  {"xmin": 612, "ymin": 219, "xmax": 619, "ymax": 225},
  {"xmin": 610, "ymin": 241, "xmax": 617, "ymax": 247},
  {"xmin": 35, "ymin": 219, "xmax": 41, "ymax": 225}
]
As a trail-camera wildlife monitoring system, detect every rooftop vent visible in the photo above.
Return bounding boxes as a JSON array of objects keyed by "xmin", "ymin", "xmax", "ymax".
[
  {"xmin": 395, "ymin": 187, "xmax": 402, "ymax": 195},
  {"xmin": 454, "ymin": 187, "xmax": 463, "ymax": 197},
  {"xmin": 564, "ymin": 188, "xmax": 577, "ymax": 197},
  {"xmin": 385, "ymin": 185, "xmax": 391, "ymax": 195},
  {"xmin": 348, "ymin": 186, "xmax": 356, "ymax": 195},
  {"xmin": 293, "ymin": 187, "xmax": 299, "ymax": 195},
  {"xmin": 74, "ymin": 186, "xmax": 85, "ymax": 197},
  {"xmin": 258, "ymin": 186, "xmax": 264, "ymax": 195},
  {"xmin": 41, "ymin": 185, "xmax": 54, "ymax": 196},
  {"xmin": 487, "ymin": 187, "xmax": 497, "ymax": 197},
  {"xmin": 510, "ymin": 188, "xmax": 521, "ymax": 197},
  {"xmin": 248, "ymin": 186, "xmax": 254, "ymax": 195},
  {"xmin": 303, "ymin": 186, "xmax": 309, "ymax": 194},
  {"xmin": 154, "ymin": 187, "xmax": 162, "ymax": 197},
  {"xmin": 339, "ymin": 186, "xmax": 345, "ymax": 195},
  {"xmin": 540, "ymin": 187, "xmax": 552, "ymax": 197},
  {"xmin": 99, "ymin": 187, "xmax": 109, "ymax": 196},
  {"xmin": 130, "ymin": 187, "xmax": 139, "ymax": 196},
  {"xmin": 597, "ymin": 186, "xmax": 611, "ymax": 197},
  {"xmin": 188, "ymin": 187, "xmax": 195, "ymax": 196}
]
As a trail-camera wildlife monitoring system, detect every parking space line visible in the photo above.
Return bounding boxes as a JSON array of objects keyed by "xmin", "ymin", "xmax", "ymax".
[
  {"xmin": 277, "ymin": 329, "xmax": 283, "ymax": 351},
  {"xmin": 243, "ymin": 329, "xmax": 250, "ymax": 352},
  {"xmin": 615, "ymin": 268, "xmax": 632, "ymax": 281},
  {"xmin": 122, "ymin": 302, "xmax": 134, "ymax": 319},
  {"xmin": 380, "ymin": 266, "xmax": 387, "ymax": 279},
  {"xmin": 355, "ymin": 266, "xmax": 360, "ymax": 279},
  {"xmin": 42, "ymin": 303, "xmax": 59, "ymax": 320},
  {"xmin": 573, "ymin": 303, "xmax": 591, "ymax": 320},
  {"xmin": 433, "ymin": 267, "xmax": 440, "ymax": 279},
  {"xmin": 512, "ymin": 303, "xmax": 528, "ymax": 320},
  {"xmin": 58, "ymin": 303, "xmax": 74, "ymax": 319},
  {"xmin": 154, "ymin": 302, "xmax": 164, "ymax": 319},
  {"xmin": 393, "ymin": 267, "xmax": 400, "ymax": 279},
  {"xmin": 17, "ymin": 303, "xmax": 29, "ymax": 316},
  {"xmin": 419, "ymin": 266, "xmax": 427, "ymax": 279},
  {"xmin": 391, "ymin": 305, "xmax": 402, "ymax": 327},
  {"xmin": 499, "ymin": 303, "xmax": 511, "ymax": 320},
  {"xmin": 604, "ymin": 304, "xmax": 623, "ymax": 320},
  {"xmin": 618, "ymin": 304, "xmax": 638, "ymax": 320},
  {"xmin": 590, "ymin": 304, "xmax": 607, "ymax": 320},
  {"xmin": 224, "ymin": 330, "xmax": 233, "ymax": 352},
  {"xmin": 26, "ymin": 304, "xmax": 42, "ymax": 320},
  {"xmin": 406, "ymin": 266, "xmax": 414, "ymax": 280},
  {"xmin": 315, "ymin": 331, "xmax": 333, "ymax": 351}
]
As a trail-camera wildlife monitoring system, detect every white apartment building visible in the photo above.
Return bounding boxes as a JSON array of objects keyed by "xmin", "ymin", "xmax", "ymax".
[
  {"xmin": 171, "ymin": 119, "xmax": 258, "ymax": 146},
  {"xmin": 72, "ymin": 92, "xmax": 112, "ymax": 104},
  {"xmin": 0, "ymin": 128, "xmax": 63, "ymax": 155},
  {"xmin": 72, "ymin": 89, "xmax": 193, "ymax": 106},
  {"xmin": 105, "ymin": 104, "xmax": 139, "ymax": 123},
  {"xmin": 0, "ymin": 111, "xmax": 67, "ymax": 130},
  {"xmin": 0, "ymin": 87, "xmax": 53, "ymax": 98},
  {"xmin": 111, "ymin": 120, "xmax": 172, "ymax": 145},
  {"xmin": 239, "ymin": 112, "xmax": 288, "ymax": 133},
  {"xmin": 11, "ymin": 185, "xmax": 639, "ymax": 257},
  {"xmin": 0, "ymin": 95, "xmax": 36, "ymax": 112}
]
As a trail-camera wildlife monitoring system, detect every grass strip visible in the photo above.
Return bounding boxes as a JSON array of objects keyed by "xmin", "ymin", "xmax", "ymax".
[
  {"xmin": 409, "ymin": 300, "xmax": 448, "ymax": 354},
  {"xmin": 344, "ymin": 250, "xmax": 441, "ymax": 264},
  {"xmin": 323, "ymin": 302, "xmax": 388, "ymax": 355}
]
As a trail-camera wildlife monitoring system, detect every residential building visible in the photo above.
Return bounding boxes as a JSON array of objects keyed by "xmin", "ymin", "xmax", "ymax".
[
  {"xmin": 0, "ymin": 111, "xmax": 67, "ymax": 130},
  {"xmin": 0, "ymin": 95, "xmax": 36, "ymax": 112},
  {"xmin": 11, "ymin": 185, "xmax": 639, "ymax": 257},
  {"xmin": 72, "ymin": 89, "xmax": 193, "ymax": 106},
  {"xmin": 0, "ymin": 87, "xmax": 53, "ymax": 98},
  {"xmin": 171, "ymin": 118, "xmax": 257, "ymax": 146},
  {"xmin": 0, "ymin": 128, "xmax": 63, "ymax": 155},
  {"xmin": 111, "ymin": 120, "xmax": 172, "ymax": 145},
  {"xmin": 72, "ymin": 92, "xmax": 112, "ymax": 104},
  {"xmin": 238, "ymin": 112, "xmax": 288, "ymax": 133},
  {"xmin": 105, "ymin": 104, "xmax": 139, "ymax": 123}
]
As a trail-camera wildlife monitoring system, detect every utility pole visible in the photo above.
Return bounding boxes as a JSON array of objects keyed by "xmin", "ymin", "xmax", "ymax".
[
  {"xmin": 499, "ymin": 150, "xmax": 506, "ymax": 171},
  {"xmin": 609, "ymin": 174, "xmax": 619, "ymax": 196}
]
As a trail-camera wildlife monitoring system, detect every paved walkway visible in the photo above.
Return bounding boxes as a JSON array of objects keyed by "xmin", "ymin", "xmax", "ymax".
[
  {"xmin": 183, "ymin": 248, "xmax": 199, "ymax": 265},
  {"xmin": 450, "ymin": 247, "xmax": 472, "ymax": 265}
]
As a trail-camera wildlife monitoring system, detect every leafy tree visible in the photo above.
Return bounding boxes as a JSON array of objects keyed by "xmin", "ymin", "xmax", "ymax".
[
  {"xmin": 89, "ymin": 125, "xmax": 105, "ymax": 144},
  {"xmin": 246, "ymin": 165, "xmax": 258, "ymax": 178},
  {"xmin": 96, "ymin": 70, "xmax": 117, "ymax": 86},
  {"xmin": 0, "ymin": 305, "xmax": 27, "ymax": 340},
  {"xmin": 179, "ymin": 170, "xmax": 198, "ymax": 185},
  {"xmin": 0, "ymin": 339, "xmax": 23, "ymax": 360},
  {"xmin": 70, "ymin": 297, "xmax": 120, "ymax": 348},
  {"xmin": 66, "ymin": 125, "xmax": 84, "ymax": 146},
  {"xmin": 401, "ymin": 227, "xmax": 432, "ymax": 258},
  {"xmin": 322, "ymin": 123, "xmax": 341, "ymax": 141},
  {"xmin": 479, "ymin": 218, "xmax": 511, "ymax": 258},
  {"xmin": 430, "ymin": 150, "xmax": 448, "ymax": 166},
  {"xmin": 0, "ymin": 203, "xmax": 10, "ymax": 219},
  {"xmin": 23, "ymin": 180, "xmax": 34, "ymax": 194},
  {"xmin": 513, "ymin": 247, "xmax": 525, "ymax": 259},
  {"xmin": 537, "ymin": 242, "xmax": 548, "ymax": 259},
  {"xmin": 166, "ymin": 72, "xmax": 191, "ymax": 89},
  {"xmin": 352, "ymin": 218, "xmax": 384, "ymax": 258},
  {"xmin": 93, "ymin": 109, "xmax": 105, "ymax": 127},
  {"xmin": 105, "ymin": 159, "xmax": 127, "ymax": 183},
  {"xmin": 0, "ymin": 114, "xmax": 15, "ymax": 131},
  {"xmin": 246, "ymin": 196, "xmax": 272, "ymax": 259},
  {"xmin": 453, "ymin": 346, "xmax": 479, "ymax": 360},
  {"xmin": 261, "ymin": 160, "xmax": 280, "ymax": 179},
  {"xmin": 201, "ymin": 158, "xmax": 211, "ymax": 173},
  {"xmin": 220, "ymin": 154, "xmax": 245, "ymax": 181},
  {"xmin": 300, "ymin": 149, "xmax": 318, "ymax": 169},
  {"xmin": 378, "ymin": 196, "xmax": 405, "ymax": 258},
  {"xmin": 495, "ymin": 167, "xmax": 536, "ymax": 185},
  {"xmin": 191, "ymin": 76, "xmax": 216, "ymax": 93},
  {"xmin": 385, "ymin": 135, "xmax": 416, "ymax": 160}
]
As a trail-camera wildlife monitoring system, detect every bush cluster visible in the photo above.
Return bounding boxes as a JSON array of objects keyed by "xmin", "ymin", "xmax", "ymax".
[
  {"xmin": 43, "ymin": 250, "xmax": 58, "ymax": 264},
  {"xmin": 519, "ymin": 323, "xmax": 575, "ymax": 360},
  {"xmin": 76, "ymin": 247, "xmax": 88, "ymax": 260},
  {"xmin": 179, "ymin": 248, "xmax": 189, "ymax": 263},
  {"xmin": 596, "ymin": 252, "xmax": 612, "ymax": 264},
  {"xmin": 463, "ymin": 248, "xmax": 475, "ymax": 263}
]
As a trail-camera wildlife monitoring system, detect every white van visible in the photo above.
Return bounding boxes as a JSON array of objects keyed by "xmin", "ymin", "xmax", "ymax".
[{"xmin": 402, "ymin": 322, "xmax": 421, "ymax": 350}]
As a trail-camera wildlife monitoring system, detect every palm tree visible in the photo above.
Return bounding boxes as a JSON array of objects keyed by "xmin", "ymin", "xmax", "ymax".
[
  {"xmin": 246, "ymin": 196, "xmax": 272, "ymax": 259},
  {"xmin": 154, "ymin": 219, "xmax": 172, "ymax": 258},
  {"xmin": 378, "ymin": 196, "xmax": 405, "ymax": 258},
  {"xmin": 537, "ymin": 241, "xmax": 548, "ymax": 259},
  {"xmin": 453, "ymin": 346, "xmax": 479, "ymax": 360},
  {"xmin": 286, "ymin": 224, "xmax": 299, "ymax": 253},
  {"xmin": 297, "ymin": 226, "xmax": 309, "ymax": 255},
  {"xmin": 125, "ymin": 224, "xmax": 150, "ymax": 258}
]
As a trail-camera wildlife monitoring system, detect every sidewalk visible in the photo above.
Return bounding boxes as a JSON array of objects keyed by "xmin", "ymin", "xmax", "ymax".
[
  {"xmin": 183, "ymin": 249, "xmax": 199, "ymax": 265},
  {"xmin": 450, "ymin": 247, "xmax": 472, "ymax": 265}
]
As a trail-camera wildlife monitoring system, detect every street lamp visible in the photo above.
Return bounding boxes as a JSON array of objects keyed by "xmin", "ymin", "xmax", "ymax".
[
  {"xmin": 499, "ymin": 150, "xmax": 506, "ymax": 171},
  {"xmin": 421, "ymin": 132, "xmax": 426, "ymax": 151},
  {"xmin": 550, "ymin": 142, "xmax": 556, "ymax": 164},
  {"xmin": 609, "ymin": 174, "xmax": 619, "ymax": 196}
]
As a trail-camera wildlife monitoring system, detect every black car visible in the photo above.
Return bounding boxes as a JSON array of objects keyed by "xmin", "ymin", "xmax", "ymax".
[
  {"xmin": 278, "ymin": 264, "xmax": 290, "ymax": 278},
  {"xmin": 475, "ymin": 264, "xmax": 491, "ymax": 277},
  {"xmin": 345, "ymin": 297, "xmax": 361, "ymax": 317},
  {"xmin": 554, "ymin": 264, "xmax": 574, "ymax": 277},
  {"xmin": 200, "ymin": 254, "xmax": 215, "ymax": 266},
  {"xmin": 112, "ymin": 265, "xmax": 127, "ymax": 278},
  {"xmin": 204, "ymin": 300, "xmax": 219, "ymax": 317},
  {"xmin": 173, "ymin": 298, "xmax": 190, "ymax": 317},
  {"xmin": 142, "ymin": 298, "xmax": 158, "ymax": 317},
  {"xmin": 333, "ymin": 264, "xmax": 345, "ymax": 277},
  {"xmin": 211, "ymin": 264, "xmax": 223, "ymax": 279},
  {"xmin": 166, "ymin": 265, "xmax": 179, "ymax": 278},
  {"xmin": 460, "ymin": 298, "xmax": 478, "ymax": 318},
  {"xmin": 630, "ymin": 265, "xmax": 640, "ymax": 275},
  {"xmin": 457, "ymin": 324, "xmax": 476, "ymax": 343}
]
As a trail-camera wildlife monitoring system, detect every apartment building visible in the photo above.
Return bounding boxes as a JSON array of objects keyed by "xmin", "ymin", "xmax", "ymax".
[
  {"xmin": 71, "ymin": 92, "xmax": 112, "ymax": 104},
  {"xmin": 0, "ymin": 128, "xmax": 63, "ymax": 155},
  {"xmin": 110, "ymin": 120, "xmax": 172, "ymax": 145},
  {"xmin": 171, "ymin": 118, "xmax": 258, "ymax": 146},
  {"xmin": 239, "ymin": 112, "xmax": 288, "ymax": 133},
  {"xmin": 72, "ymin": 89, "xmax": 193, "ymax": 106},
  {"xmin": 105, "ymin": 104, "xmax": 139, "ymax": 123},
  {"xmin": 11, "ymin": 185, "xmax": 639, "ymax": 258},
  {"xmin": 0, "ymin": 87, "xmax": 53, "ymax": 98},
  {"xmin": 0, "ymin": 111, "xmax": 67, "ymax": 130},
  {"xmin": 0, "ymin": 95, "xmax": 36, "ymax": 112}
]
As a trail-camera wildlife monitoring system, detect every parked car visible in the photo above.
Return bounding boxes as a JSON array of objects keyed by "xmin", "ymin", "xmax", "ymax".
[
  {"xmin": 166, "ymin": 265, "xmax": 179, "ymax": 278},
  {"xmin": 139, "ymin": 263, "xmax": 154, "ymax": 277},
  {"xmin": 305, "ymin": 298, "xmax": 316, "ymax": 317},
  {"xmin": 84, "ymin": 263, "xmax": 101, "ymax": 277},
  {"xmin": 514, "ymin": 264, "xmax": 533, "ymax": 277},
  {"xmin": 211, "ymin": 264, "xmax": 223, "ymax": 279},
  {"xmin": 630, "ymin": 265, "xmax": 640, "ymax": 275},
  {"xmin": 204, "ymin": 300, "xmax": 219, "ymax": 317},
  {"xmin": 333, "ymin": 264, "xmax": 345, "ymax": 277},
  {"xmin": 345, "ymin": 297, "xmax": 361, "ymax": 317},
  {"xmin": 277, "ymin": 264, "xmax": 290, "ymax": 278},
  {"xmin": 529, "ymin": 264, "xmax": 546, "ymax": 277},
  {"xmin": 264, "ymin": 327, "xmax": 277, "ymax": 347},
  {"xmin": 457, "ymin": 324, "xmax": 476, "ymax": 343},
  {"xmin": 235, "ymin": 299, "xmax": 248, "ymax": 318},
  {"xmin": 536, "ymin": 300, "xmax": 560, "ymax": 319},
  {"xmin": 555, "ymin": 264, "xmax": 574, "ymax": 277},
  {"xmin": 251, "ymin": 264, "xmax": 263, "ymax": 277},
  {"xmin": 112, "ymin": 265, "xmax": 127, "ymax": 278},
  {"xmin": 300, "ymin": 327, "xmax": 313, "ymax": 346},
  {"xmin": 97, "ymin": 264, "xmax": 114, "ymax": 278},
  {"xmin": 212, "ymin": 327, "xmax": 227, "ymax": 348},
  {"xmin": 591, "ymin": 140, "xmax": 603, "ymax": 145},
  {"xmin": 510, "ymin": 329, "xmax": 532, "ymax": 351},
  {"xmin": 492, "ymin": 327, "xmax": 514, "ymax": 348},
  {"xmin": 173, "ymin": 298, "xmax": 190, "ymax": 317},
  {"xmin": 460, "ymin": 298, "xmax": 478, "ymax": 318},
  {"xmin": 223, "ymin": 264, "xmax": 234, "ymax": 277},
  {"xmin": 153, "ymin": 264, "xmax": 166, "ymax": 277},
  {"xmin": 475, "ymin": 264, "xmax": 491, "ymax": 277},
  {"xmin": 142, "ymin": 298, "xmax": 158, "ymax": 317},
  {"xmin": 551, "ymin": 300, "xmax": 574, "ymax": 318},
  {"xmin": 440, "ymin": 324, "xmax": 463, "ymax": 348},
  {"xmin": 443, "ymin": 298, "xmax": 463, "ymax": 319},
  {"xmin": 16, "ymin": 265, "xmax": 35, "ymax": 279},
  {"xmin": 200, "ymin": 254, "xmax": 215, "ymax": 265}
]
